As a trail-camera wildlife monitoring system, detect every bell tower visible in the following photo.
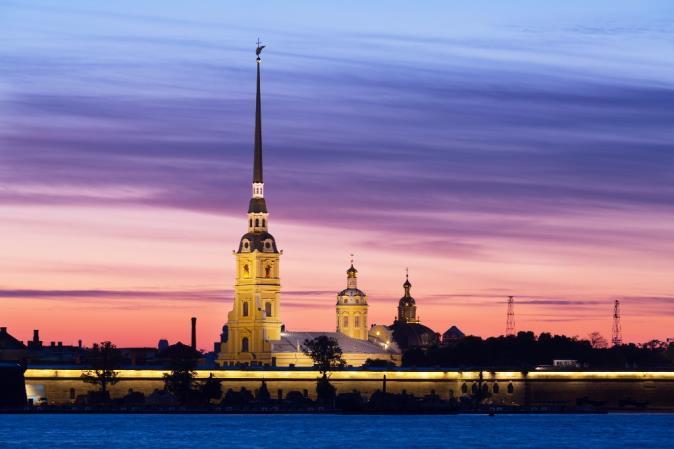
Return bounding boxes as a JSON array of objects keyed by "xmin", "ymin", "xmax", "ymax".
[
  {"xmin": 336, "ymin": 258, "xmax": 369, "ymax": 340},
  {"xmin": 218, "ymin": 41, "xmax": 281, "ymax": 367}
]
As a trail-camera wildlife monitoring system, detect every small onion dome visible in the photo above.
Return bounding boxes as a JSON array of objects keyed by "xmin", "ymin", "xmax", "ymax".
[
  {"xmin": 399, "ymin": 296, "xmax": 415, "ymax": 307},
  {"xmin": 338, "ymin": 287, "xmax": 366, "ymax": 298},
  {"xmin": 346, "ymin": 264, "xmax": 358, "ymax": 277},
  {"xmin": 399, "ymin": 277, "xmax": 415, "ymax": 307}
]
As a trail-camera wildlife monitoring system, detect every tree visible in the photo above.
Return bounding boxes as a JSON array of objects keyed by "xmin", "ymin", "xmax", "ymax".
[
  {"xmin": 589, "ymin": 332, "xmax": 608, "ymax": 349},
  {"xmin": 302, "ymin": 336, "xmax": 345, "ymax": 406},
  {"xmin": 199, "ymin": 373, "xmax": 222, "ymax": 404},
  {"xmin": 301, "ymin": 336, "xmax": 346, "ymax": 377},
  {"xmin": 81, "ymin": 341, "xmax": 123, "ymax": 398},
  {"xmin": 256, "ymin": 380, "xmax": 271, "ymax": 402},
  {"xmin": 363, "ymin": 358, "xmax": 397, "ymax": 368},
  {"xmin": 162, "ymin": 343, "xmax": 200, "ymax": 404}
]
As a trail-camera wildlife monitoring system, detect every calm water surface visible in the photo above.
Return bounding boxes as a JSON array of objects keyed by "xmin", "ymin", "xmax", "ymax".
[{"xmin": 1, "ymin": 414, "xmax": 673, "ymax": 448}]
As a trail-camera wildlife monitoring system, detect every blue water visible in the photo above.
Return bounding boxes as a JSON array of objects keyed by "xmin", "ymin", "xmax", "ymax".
[{"xmin": 1, "ymin": 414, "xmax": 673, "ymax": 448}]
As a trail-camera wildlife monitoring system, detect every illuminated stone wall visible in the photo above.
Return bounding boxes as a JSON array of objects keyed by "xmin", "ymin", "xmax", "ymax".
[{"xmin": 24, "ymin": 369, "xmax": 674, "ymax": 409}]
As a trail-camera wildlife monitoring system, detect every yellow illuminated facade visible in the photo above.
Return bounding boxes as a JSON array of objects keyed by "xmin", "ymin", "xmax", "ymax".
[
  {"xmin": 336, "ymin": 263, "xmax": 368, "ymax": 340},
  {"xmin": 215, "ymin": 46, "xmax": 397, "ymax": 367},
  {"xmin": 217, "ymin": 44, "xmax": 282, "ymax": 367},
  {"xmin": 24, "ymin": 368, "xmax": 674, "ymax": 408}
]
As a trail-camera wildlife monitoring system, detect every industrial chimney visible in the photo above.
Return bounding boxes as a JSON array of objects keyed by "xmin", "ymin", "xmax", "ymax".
[{"xmin": 191, "ymin": 317, "xmax": 197, "ymax": 350}]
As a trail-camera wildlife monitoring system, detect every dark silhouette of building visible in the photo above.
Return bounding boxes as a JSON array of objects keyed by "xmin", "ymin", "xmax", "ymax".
[
  {"xmin": 370, "ymin": 275, "xmax": 439, "ymax": 351},
  {"xmin": 0, "ymin": 327, "xmax": 27, "ymax": 361},
  {"xmin": 442, "ymin": 325, "xmax": 465, "ymax": 344},
  {"xmin": 0, "ymin": 362, "xmax": 27, "ymax": 406}
]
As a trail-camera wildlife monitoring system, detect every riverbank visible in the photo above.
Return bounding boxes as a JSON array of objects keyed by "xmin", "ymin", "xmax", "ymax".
[{"xmin": 5, "ymin": 404, "xmax": 667, "ymax": 414}]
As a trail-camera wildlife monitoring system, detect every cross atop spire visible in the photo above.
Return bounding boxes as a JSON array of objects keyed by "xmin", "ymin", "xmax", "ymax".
[{"xmin": 256, "ymin": 38, "xmax": 265, "ymax": 60}]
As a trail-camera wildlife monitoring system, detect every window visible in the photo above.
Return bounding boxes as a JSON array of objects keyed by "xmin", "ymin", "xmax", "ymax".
[
  {"xmin": 262, "ymin": 219, "xmax": 266, "ymax": 227},
  {"xmin": 471, "ymin": 383, "xmax": 478, "ymax": 394},
  {"xmin": 69, "ymin": 388, "xmax": 76, "ymax": 400},
  {"xmin": 355, "ymin": 316, "xmax": 360, "ymax": 327},
  {"xmin": 255, "ymin": 218, "xmax": 259, "ymax": 227},
  {"xmin": 493, "ymin": 383, "xmax": 500, "ymax": 394},
  {"xmin": 265, "ymin": 264, "xmax": 272, "ymax": 277},
  {"xmin": 243, "ymin": 302, "xmax": 249, "ymax": 317},
  {"xmin": 249, "ymin": 218, "xmax": 252, "ymax": 227},
  {"xmin": 507, "ymin": 383, "xmax": 514, "ymax": 394},
  {"xmin": 241, "ymin": 337, "xmax": 249, "ymax": 352},
  {"xmin": 461, "ymin": 383, "xmax": 468, "ymax": 394},
  {"xmin": 265, "ymin": 302, "xmax": 272, "ymax": 317},
  {"xmin": 277, "ymin": 389, "xmax": 283, "ymax": 400},
  {"xmin": 243, "ymin": 264, "xmax": 250, "ymax": 277},
  {"xmin": 343, "ymin": 316, "xmax": 349, "ymax": 328}
]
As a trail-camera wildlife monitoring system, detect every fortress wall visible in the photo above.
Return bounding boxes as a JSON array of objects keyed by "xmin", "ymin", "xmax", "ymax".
[{"xmin": 24, "ymin": 369, "xmax": 674, "ymax": 409}]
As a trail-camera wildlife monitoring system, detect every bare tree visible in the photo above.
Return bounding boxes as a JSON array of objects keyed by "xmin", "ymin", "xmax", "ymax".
[
  {"xmin": 81, "ymin": 341, "xmax": 123, "ymax": 396},
  {"xmin": 588, "ymin": 332, "xmax": 608, "ymax": 349}
]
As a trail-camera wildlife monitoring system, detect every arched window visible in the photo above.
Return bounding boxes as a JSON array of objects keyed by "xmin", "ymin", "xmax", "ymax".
[
  {"xmin": 262, "ymin": 219, "xmax": 266, "ymax": 227},
  {"xmin": 471, "ymin": 383, "xmax": 478, "ymax": 394},
  {"xmin": 255, "ymin": 218, "xmax": 259, "ymax": 227},
  {"xmin": 507, "ymin": 383, "xmax": 514, "ymax": 394},
  {"xmin": 355, "ymin": 315, "xmax": 360, "ymax": 327},
  {"xmin": 243, "ymin": 302, "xmax": 249, "ymax": 317},
  {"xmin": 265, "ymin": 264, "xmax": 272, "ymax": 278},
  {"xmin": 482, "ymin": 383, "xmax": 489, "ymax": 394},
  {"xmin": 461, "ymin": 383, "xmax": 468, "ymax": 394},
  {"xmin": 265, "ymin": 302, "xmax": 272, "ymax": 317},
  {"xmin": 493, "ymin": 383, "xmax": 500, "ymax": 394},
  {"xmin": 249, "ymin": 218, "xmax": 252, "ymax": 227},
  {"xmin": 343, "ymin": 316, "xmax": 349, "ymax": 328},
  {"xmin": 241, "ymin": 337, "xmax": 249, "ymax": 352},
  {"xmin": 69, "ymin": 388, "xmax": 76, "ymax": 400}
]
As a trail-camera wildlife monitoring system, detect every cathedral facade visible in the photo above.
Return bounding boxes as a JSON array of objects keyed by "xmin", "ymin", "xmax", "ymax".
[{"xmin": 216, "ymin": 45, "xmax": 398, "ymax": 368}]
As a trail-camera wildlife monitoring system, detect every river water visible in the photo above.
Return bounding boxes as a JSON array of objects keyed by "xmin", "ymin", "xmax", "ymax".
[{"xmin": 1, "ymin": 413, "xmax": 673, "ymax": 448}]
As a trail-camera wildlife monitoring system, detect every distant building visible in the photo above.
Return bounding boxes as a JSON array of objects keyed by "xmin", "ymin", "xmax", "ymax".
[
  {"xmin": 336, "ymin": 263, "xmax": 369, "ymax": 340},
  {"xmin": 553, "ymin": 359, "xmax": 580, "ymax": 368},
  {"xmin": 0, "ymin": 327, "xmax": 27, "ymax": 361},
  {"xmin": 442, "ymin": 325, "xmax": 465, "ymax": 344},
  {"xmin": 370, "ymin": 275, "xmax": 439, "ymax": 352}
]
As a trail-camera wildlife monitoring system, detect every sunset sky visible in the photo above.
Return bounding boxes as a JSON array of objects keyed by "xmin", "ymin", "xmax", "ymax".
[{"xmin": 1, "ymin": 1, "xmax": 673, "ymax": 349}]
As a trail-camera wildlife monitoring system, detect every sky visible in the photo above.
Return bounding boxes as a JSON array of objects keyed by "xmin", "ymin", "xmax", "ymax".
[{"xmin": 1, "ymin": 1, "xmax": 673, "ymax": 349}]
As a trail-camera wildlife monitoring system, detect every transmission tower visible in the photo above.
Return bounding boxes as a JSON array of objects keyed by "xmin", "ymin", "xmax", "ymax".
[
  {"xmin": 612, "ymin": 299, "xmax": 622, "ymax": 346},
  {"xmin": 506, "ymin": 296, "xmax": 515, "ymax": 336}
]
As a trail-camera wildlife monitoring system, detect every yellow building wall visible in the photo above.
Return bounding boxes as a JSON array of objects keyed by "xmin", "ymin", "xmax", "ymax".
[
  {"xmin": 23, "ymin": 369, "xmax": 674, "ymax": 409},
  {"xmin": 336, "ymin": 305, "xmax": 368, "ymax": 340},
  {"xmin": 218, "ymin": 250, "xmax": 281, "ymax": 366}
]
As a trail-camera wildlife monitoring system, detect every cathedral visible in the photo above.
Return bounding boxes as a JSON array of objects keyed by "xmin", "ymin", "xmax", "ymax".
[{"xmin": 215, "ymin": 45, "xmax": 399, "ymax": 368}]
